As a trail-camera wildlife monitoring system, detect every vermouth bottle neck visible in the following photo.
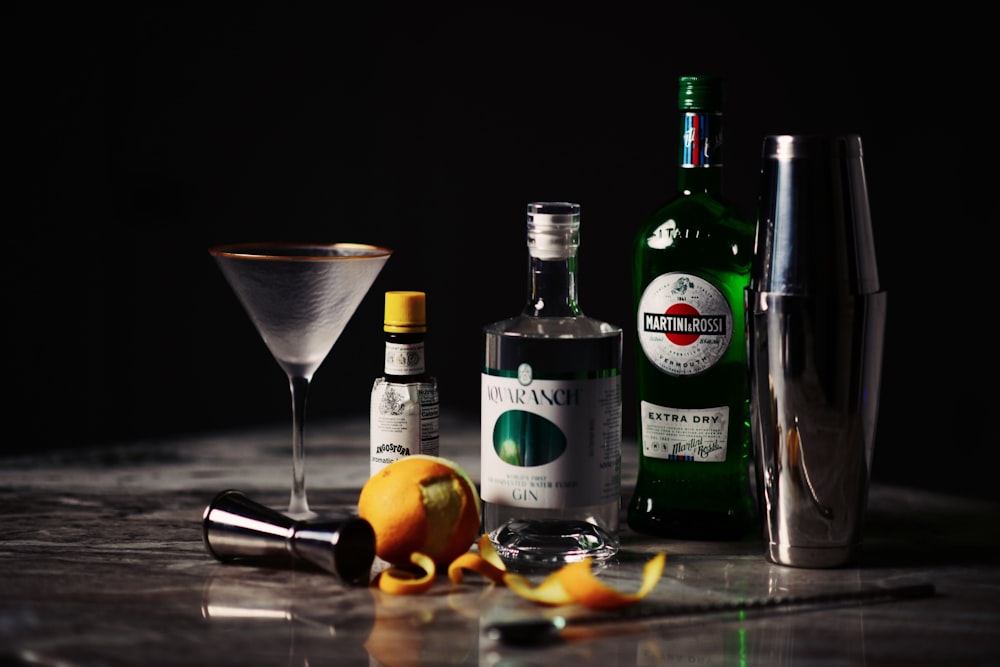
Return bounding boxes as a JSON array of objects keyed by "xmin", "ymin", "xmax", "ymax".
[
  {"xmin": 675, "ymin": 74, "xmax": 726, "ymax": 198},
  {"xmin": 677, "ymin": 162, "xmax": 724, "ymax": 196},
  {"xmin": 676, "ymin": 109, "xmax": 725, "ymax": 197}
]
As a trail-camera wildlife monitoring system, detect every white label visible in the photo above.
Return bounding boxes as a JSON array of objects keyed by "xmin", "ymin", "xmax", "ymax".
[
  {"xmin": 480, "ymin": 367, "xmax": 621, "ymax": 508},
  {"xmin": 639, "ymin": 401, "xmax": 729, "ymax": 462},
  {"xmin": 370, "ymin": 379, "xmax": 439, "ymax": 475},
  {"xmin": 636, "ymin": 272, "xmax": 733, "ymax": 377},
  {"xmin": 384, "ymin": 342, "xmax": 425, "ymax": 375}
]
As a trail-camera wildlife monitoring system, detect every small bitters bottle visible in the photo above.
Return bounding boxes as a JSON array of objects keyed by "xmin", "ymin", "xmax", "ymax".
[{"xmin": 370, "ymin": 291, "xmax": 440, "ymax": 476}]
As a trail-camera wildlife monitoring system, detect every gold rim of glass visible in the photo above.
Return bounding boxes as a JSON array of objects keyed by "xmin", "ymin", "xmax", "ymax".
[{"xmin": 208, "ymin": 242, "xmax": 392, "ymax": 261}]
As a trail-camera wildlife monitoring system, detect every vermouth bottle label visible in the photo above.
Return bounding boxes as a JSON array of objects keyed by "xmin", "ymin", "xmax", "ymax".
[
  {"xmin": 481, "ymin": 365, "xmax": 621, "ymax": 509},
  {"xmin": 681, "ymin": 111, "xmax": 723, "ymax": 168},
  {"xmin": 637, "ymin": 272, "xmax": 733, "ymax": 377},
  {"xmin": 639, "ymin": 402, "xmax": 729, "ymax": 462}
]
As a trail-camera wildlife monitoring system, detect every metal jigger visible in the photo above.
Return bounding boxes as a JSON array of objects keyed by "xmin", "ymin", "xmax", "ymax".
[
  {"xmin": 202, "ymin": 489, "xmax": 376, "ymax": 585},
  {"xmin": 746, "ymin": 134, "xmax": 887, "ymax": 568}
]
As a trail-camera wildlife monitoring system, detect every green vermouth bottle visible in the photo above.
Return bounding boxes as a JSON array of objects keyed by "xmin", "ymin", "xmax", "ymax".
[
  {"xmin": 482, "ymin": 202, "xmax": 623, "ymax": 567},
  {"xmin": 627, "ymin": 75, "xmax": 757, "ymax": 540}
]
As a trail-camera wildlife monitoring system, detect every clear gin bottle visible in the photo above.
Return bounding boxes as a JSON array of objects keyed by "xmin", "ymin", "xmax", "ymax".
[{"xmin": 481, "ymin": 202, "xmax": 623, "ymax": 567}]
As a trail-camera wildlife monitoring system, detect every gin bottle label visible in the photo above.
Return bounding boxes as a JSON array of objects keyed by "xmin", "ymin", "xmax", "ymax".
[{"xmin": 481, "ymin": 365, "xmax": 621, "ymax": 509}]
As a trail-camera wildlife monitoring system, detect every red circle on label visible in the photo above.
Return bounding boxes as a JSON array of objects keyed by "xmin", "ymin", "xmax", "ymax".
[{"xmin": 664, "ymin": 303, "xmax": 699, "ymax": 346}]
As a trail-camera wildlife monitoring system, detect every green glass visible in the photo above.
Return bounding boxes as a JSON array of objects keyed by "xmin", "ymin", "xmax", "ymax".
[{"xmin": 627, "ymin": 75, "xmax": 757, "ymax": 540}]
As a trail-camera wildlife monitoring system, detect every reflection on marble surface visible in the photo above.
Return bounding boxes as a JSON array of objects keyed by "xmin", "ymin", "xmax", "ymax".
[{"xmin": 1, "ymin": 413, "xmax": 999, "ymax": 666}]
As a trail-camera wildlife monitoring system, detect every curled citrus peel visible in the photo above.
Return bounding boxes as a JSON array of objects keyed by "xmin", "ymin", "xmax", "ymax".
[
  {"xmin": 376, "ymin": 552, "xmax": 437, "ymax": 595},
  {"xmin": 441, "ymin": 535, "xmax": 667, "ymax": 611},
  {"xmin": 503, "ymin": 570, "xmax": 575, "ymax": 605},
  {"xmin": 556, "ymin": 552, "xmax": 667, "ymax": 610},
  {"xmin": 447, "ymin": 535, "xmax": 507, "ymax": 584}
]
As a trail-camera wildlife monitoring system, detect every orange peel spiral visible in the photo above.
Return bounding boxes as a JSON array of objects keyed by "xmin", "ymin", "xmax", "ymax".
[
  {"xmin": 442, "ymin": 535, "xmax": 667, "ymax": 610},
  {"xmin": 376, "ymin": 552, "xmax": 437, "ymax": 595}
]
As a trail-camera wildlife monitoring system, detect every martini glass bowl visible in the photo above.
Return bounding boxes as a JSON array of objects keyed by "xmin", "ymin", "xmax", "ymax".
[{"xmin": 209, "ymin": 242, "xmax": 392, "ymax": 519}]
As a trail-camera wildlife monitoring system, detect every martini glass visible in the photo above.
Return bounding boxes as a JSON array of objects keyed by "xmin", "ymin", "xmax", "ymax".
[{"xmin": 209, "ymin": 242, "xmax": 392, "ymax": 519}]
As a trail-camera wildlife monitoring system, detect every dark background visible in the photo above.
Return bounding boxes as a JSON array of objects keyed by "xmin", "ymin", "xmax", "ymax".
[{"xmin": 7, "ymin": 6, "xmax": 997, "ymax": 500}]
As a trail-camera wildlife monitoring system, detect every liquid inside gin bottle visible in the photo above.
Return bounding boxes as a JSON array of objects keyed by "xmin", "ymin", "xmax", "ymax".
[
  {"xmin": 628, "ymin": 75, "xmax": 757, "ymax": 540},
  {"xmin": 481, "ymin": 202, "xmax": 623, "ymax": 567}
]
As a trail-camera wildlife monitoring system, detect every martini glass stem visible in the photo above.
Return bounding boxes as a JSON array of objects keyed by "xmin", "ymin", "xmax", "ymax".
[{"xmin": 287, "ymin": 374, "xmax": 315, "ymax": 518}]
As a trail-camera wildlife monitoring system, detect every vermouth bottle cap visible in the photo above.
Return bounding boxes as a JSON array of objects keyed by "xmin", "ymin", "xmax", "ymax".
[
  {"xmin": 678, "ymin": 74, "xmax": 723, "ymax": 111},
  {"xmin": 384, "ymin": 291, "xmax": 427, "ymax": 333}
]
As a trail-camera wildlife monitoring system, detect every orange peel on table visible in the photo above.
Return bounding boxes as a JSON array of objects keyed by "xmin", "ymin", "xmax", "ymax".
[
  {"xmin": 503, "ymin": 569, "xmax": 576, "ymax": 606},
  {"xmin": 554, "ymin": 552, "xmax": 667, "ymax": 610},
  {"xmin": 447, "ymin": 535, "xmax": 507, "ymax": 584},
  {"xmin": 446, "ymin": 535, "xmax": 668, "ymax": 611},
  {"xmin": 376, "ymin": 552, "xmax": 437, "ymax": 595}
]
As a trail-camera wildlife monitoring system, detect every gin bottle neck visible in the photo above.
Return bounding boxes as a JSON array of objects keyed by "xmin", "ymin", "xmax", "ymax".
[
  {"xmin": 523, "ymin": 253, "xmax": 581, "ymax": 318},
  {"xmin": 521, "ymin": 202, "xmax": 582, "ymax": 318}
]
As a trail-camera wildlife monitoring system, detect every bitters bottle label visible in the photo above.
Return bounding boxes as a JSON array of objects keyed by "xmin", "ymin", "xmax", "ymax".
[
  {"xmin": 370, "ymin": 379, "xmax": 440, "ymax": 475},
  {"xmin": 384, "ymin": 341, "xmax": 425, "ymax": 376}
]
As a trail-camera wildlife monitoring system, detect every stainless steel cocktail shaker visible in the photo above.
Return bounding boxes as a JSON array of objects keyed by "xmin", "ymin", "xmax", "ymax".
[{"xmin": 746, "ymin": 134, "xmax": 887, "ymax": 568}]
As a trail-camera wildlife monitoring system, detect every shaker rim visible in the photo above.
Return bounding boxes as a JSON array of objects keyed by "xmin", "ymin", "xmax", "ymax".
[{"xmin": 762, "ymin": 134, "xmax": 863, "ymax": 159}]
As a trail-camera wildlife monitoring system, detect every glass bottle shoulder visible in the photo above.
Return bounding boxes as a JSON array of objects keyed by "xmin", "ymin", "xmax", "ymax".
[
  {"xmin": 634, "ymin": 192, "xmax": 755, "ymax": 267},
  {"xmin": 484, "ymin": 313, "xmax": 621, "ymax": 339}
]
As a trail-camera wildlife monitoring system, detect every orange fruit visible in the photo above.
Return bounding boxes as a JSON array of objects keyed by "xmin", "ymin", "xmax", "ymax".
[{"xmin": 358, "ymin": 455, "xmax": 481, "ymax": 568}]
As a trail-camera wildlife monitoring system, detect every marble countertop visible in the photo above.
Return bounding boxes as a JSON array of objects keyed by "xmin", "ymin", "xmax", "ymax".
[{"xmin": 2, "ymin": 412, "xmax": 998, "ymax": 666}]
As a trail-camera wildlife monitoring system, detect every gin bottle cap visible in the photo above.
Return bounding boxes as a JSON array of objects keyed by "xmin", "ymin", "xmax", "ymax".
[
  {"xmin": 384, "ymin": 291, "xmax": 427, "ymax": 333},
  {"xmin": 526, "ymin": 201, "xmax": 580, "ymax": 261}
]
